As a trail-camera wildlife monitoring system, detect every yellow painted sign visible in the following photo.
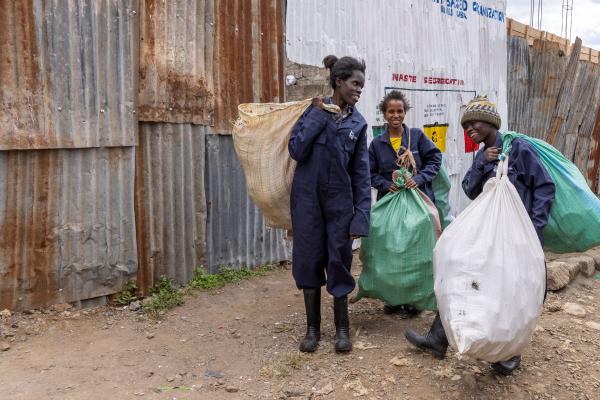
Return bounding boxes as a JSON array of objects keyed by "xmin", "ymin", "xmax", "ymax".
[{"xmin": 423, "ymin": 123, "xmax": 448, "ymax": 152}]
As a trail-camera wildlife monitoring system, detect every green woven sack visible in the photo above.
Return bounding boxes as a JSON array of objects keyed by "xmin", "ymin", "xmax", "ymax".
[
  {"xmin": 356, "ymin": 169, "xmax": 438, "ymax": 310},
  {"xmin": 502, "ymin": 131, "xmax": 600, "ymax": 253}
]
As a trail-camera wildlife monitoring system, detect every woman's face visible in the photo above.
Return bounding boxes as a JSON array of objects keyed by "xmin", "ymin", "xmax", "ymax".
[
  {"xmin": 383, "ymin": 99, "xmax": 405, "ymax": 130},
  {"xmin": 335, "ymin": 70, "xmax": 365, "ymax": 106}
]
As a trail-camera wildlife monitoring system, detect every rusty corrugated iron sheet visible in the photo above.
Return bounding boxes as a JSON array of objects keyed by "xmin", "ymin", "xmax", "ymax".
[
  {"xmin": 205, "ymin": 134, "xmax": 290, "ymax": 272},
  {"xmin": 0, "ymin": 0, "xmax": 138, "ymax": 150},
  {"xmin": 135, "ymin": 122, "xmax": 207, "ymax": 294},
  {"xmin": 0, "ymin": 147, "xmax": 137, "ymax": 310},
  {"xmin": 138, "ymin": 0, "xmax": 285, "ymax": 132},
  {"xmin": 138, "ymin": 0, "xmax": 215, "ymax": 126},
  {"xmin": 212, "ymin": 0, "xmax": 285, "ymax": 132}
]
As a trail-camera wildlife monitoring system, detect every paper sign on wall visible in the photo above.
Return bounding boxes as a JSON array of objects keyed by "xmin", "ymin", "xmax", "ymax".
[{"xmin": 423, "ymin": 123, "xmax": 448, "ymax": 153}]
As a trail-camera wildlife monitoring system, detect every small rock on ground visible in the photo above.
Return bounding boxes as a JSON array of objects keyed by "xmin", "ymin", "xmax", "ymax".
[
  {"xmin": 585, "ymin": 321, "xmax": 600, "ymax": 331},
  {"xmin": 129, "ymin": 301, "xmax": 142, "ymax": 312},
  {"xmin": 563, "ymin": 302, "xmax": 586, "ymax": 318},
  {"xmin": 314, "ymin": 382, "xmax": 334, "ymax": 395},
  {"xmin": 546, "ymin": 262, "xmax": 573, "ymax": 291}
]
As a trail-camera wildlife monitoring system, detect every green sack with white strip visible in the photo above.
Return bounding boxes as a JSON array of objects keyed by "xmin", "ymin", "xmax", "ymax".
[{"xmin": 501, "ymin": 131, "xmax": 600, "ymax": 253}]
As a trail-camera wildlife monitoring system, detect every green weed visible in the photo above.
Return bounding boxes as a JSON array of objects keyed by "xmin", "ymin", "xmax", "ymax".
[
  {"xmin": 143, "ymin": 277, "xmax": 184, "ymax": 318},
  {"xmin": 114, "ymin": 280, "xmax": 138, "ymax": 306},
  {"xmin": 187, "ymin": 264, "xmax": 274, "ymax": 291}
]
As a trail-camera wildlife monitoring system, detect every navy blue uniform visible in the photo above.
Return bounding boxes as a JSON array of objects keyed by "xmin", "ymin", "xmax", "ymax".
[
  {"xmin": 369, "ymin": 125, "xmax": 442, "ymax": 201},
  {"xmin": 288, "ymin": 101, "xmax": 371, "ymax": 297},
  {"xmin": 462, "ymin": 133, "xmax": 555, "ymax": 243}
]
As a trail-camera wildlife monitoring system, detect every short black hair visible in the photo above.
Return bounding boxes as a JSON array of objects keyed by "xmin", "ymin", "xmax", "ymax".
[
  {"xmin": 378, "ymin": 90, "xmax": 411, "ymax": 113},
  {"xmin": 322, "ymin": 55, "xmax": 366, "ymax": 90}
]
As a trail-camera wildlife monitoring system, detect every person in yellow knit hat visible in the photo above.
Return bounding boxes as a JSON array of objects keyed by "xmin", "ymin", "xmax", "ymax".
[{"xmin": 368, "ymin": 90, "xmax": 442, "ymax": 316}]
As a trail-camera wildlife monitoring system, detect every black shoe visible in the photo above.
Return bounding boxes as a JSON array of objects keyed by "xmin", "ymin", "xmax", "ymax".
[
  {"xmin": 383, "ymin": 304, "xmax": 403, "ymax": 314},
  {"xmin": 405, "ymin": 314, "xmax": 448, "ymax": 359},
  {"xmin": 299, "ymin": 288, "xmax": 321, "ymax": 353},
  {"xmin": 333, "ymin": 296, "xmax": 352, "ymax": 353},
  {"xmin": 491, "ymin": 356, "xmax": 522, "ymax": 376}
]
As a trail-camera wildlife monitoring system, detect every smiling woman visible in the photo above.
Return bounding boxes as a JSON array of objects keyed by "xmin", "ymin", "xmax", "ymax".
[{"xmin": 287, "ymin": 54, "xmax": 371, "ymax": 355}]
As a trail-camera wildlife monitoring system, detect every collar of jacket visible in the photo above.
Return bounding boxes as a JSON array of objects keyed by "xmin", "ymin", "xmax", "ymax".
[
  {"xmin": 377, "ymin": 123, "xmax": 411, "ymax": 151},
  {"xmin": 482, "ymin": 131, "xmax": 502, "ymax": 150},
  {"xmin": 324, "ymin": 96, "xmax": 362, "ymax": 123}
]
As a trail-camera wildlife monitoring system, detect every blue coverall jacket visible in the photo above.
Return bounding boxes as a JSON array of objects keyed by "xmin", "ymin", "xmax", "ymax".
[
  {"xmin": 369, "ymin": 125, "xmax": 442, "ymax": 201},
  {"xmin": 288, "ymin": 101, "xmax": 371, "ymax": 297},
  {"xmin": 462, "ymin": 132, "xmax": 556, "ymax": 243}
]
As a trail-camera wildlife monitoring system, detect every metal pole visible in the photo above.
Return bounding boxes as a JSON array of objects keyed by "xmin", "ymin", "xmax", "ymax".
[{"xmin": 570, "ymin": 0, "xmax": 574, "ymax": 42}]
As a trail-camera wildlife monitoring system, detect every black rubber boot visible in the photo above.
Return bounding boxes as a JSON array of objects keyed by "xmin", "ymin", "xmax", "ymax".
[
  {"xmin": 299, "ymin": 288, "xmax": 321, "ymax": 353},
  {"xmin": 405, "ymin": 313, "xmax": 448, "ymax": 359},
  {"xmin": 333, "ymin": 296, "xmax": 352, "ymax": 353},
  {"xmin": 491, "ymin": 355, "xmax": 522, "ymax": 376}
]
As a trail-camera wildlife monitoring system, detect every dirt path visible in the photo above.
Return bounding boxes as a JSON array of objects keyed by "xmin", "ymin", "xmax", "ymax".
[{"xmin": 1, "ymin": 260, "xmax": 599, "ymax": 400}]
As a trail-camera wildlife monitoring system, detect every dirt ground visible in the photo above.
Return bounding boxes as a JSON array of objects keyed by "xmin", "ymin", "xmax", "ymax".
[{"xmin": 1, "ymin": 258, "xmax": 599, "ymax": 400}]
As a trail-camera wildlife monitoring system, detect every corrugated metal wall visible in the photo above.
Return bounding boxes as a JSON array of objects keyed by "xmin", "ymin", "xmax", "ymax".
[
  {"xmin": 135, "ymin": 123, "xmax": 207, "ymax": 291},
  {"xmin": 205, "ymin": 135, "xmax": 290, "ymax": 272},
  {"xmin": 0, "ymin": 1, "xmax": 139, "ymax": 309},
  {"xmin": 0, "ymin": 0, "xmax": 138, "ymax": 150},
  {"xmin": 507, "ymin": 35, "xmax": 600, "ymax": 192},
  {"xmin": 1, "ymin": 0, "xmax": 291, "ymax": 307},
  {"xmin": 138, "ymin": 0, "xmax": 214, "ymax": 125},
  {"xmin": 138, "ymin": 0, "xmax": 285, "ymax": 132},
  {"xmin": 212, "ymin": 0, "xmax": 285, "ymax": 133},
  {"xmin": 135, "ymin": 0, "xmax": 289, "ymax": 293},
  {"xmin": 0, "ymin": 147, "xmax": 137, "ymax": 310}
]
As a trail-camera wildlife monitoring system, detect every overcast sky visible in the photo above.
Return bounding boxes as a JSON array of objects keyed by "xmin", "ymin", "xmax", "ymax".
[{"xmin": 506, "ymin": 0, "xmax": 600, "ymax": 50}]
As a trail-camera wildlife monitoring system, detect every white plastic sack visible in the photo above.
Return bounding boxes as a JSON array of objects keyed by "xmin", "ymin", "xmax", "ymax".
[{"xmin": 433, "ymin": 158, "xmax": 546, "ymax": 362}]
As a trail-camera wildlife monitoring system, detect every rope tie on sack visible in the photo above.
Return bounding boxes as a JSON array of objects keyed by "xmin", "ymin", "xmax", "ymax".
[{"xmin": 396, "ymin": 129, "xmax": 417, "ymax": 174}]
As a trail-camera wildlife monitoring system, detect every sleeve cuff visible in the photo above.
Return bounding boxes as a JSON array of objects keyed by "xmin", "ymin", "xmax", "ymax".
[
  {"xmin": 412, "ymin": 175, "xmax": 424, "ymax": 187},
  {"xmin": 349, "ymin": 212, "xmax": 370, "ymax": 237}
]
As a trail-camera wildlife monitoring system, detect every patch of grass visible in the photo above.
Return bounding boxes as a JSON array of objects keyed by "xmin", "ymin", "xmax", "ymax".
[
  {"xmin": 283, "ymin": 352, "xmax": 309, "ymax": 370},
  {"xmin": 259, "ymin": 353, "xmax": 308, "ymax": 379},
  {"xmin": 187, "ymin": 264, "xmax": 275, "ymax": 291},
  {"xmin": 143, "ymin": 277, "xmax": 184, "ymax": 318},
  {"xmin": 260, "ymin": 364, "xmax": 291, "ymax": 378},
  {"xmin": 114, "ymin": 280, "xmax": 138, "ymax": 306}
]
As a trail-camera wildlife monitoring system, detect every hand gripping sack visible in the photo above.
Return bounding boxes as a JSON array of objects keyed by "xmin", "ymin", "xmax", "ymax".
[
  {"xmin": 434, "ymin": 158, "xmax": 546, "ymax": 362},
  {"xmin": 356, "ymin": 169, "xmax": 441, "ymax": 310},
  {"xmin": 232, "ymin": 100, "xmax": 311, "ymax": 230},
  {"xmin": 502, "ymin": 131, "xmax": 600, "ymax": 253}
]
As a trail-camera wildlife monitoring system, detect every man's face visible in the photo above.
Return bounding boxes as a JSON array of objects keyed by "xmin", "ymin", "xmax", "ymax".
[{"xmin": 464, "ymin": 120, "xmax": 496, "ymax": 144}]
